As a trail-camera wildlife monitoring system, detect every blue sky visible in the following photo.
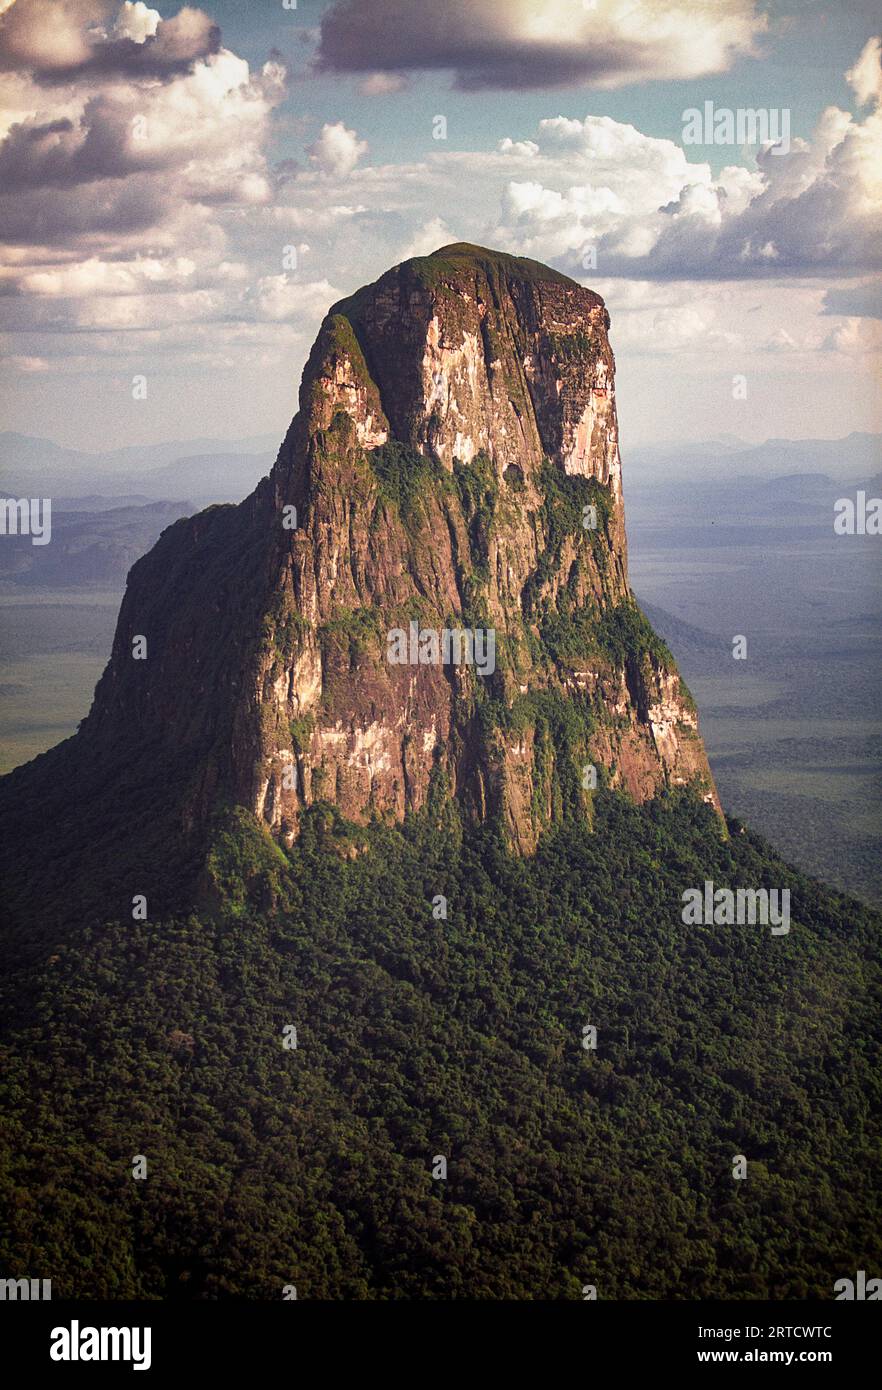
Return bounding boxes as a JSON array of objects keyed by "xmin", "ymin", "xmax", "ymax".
[
  {"xmin": 195, "ymin": 0, "xmax": 881, "ymax": 169},
  {"xmin": 0, "ymin": 0, "xmax": 879, "ymax": 454}
]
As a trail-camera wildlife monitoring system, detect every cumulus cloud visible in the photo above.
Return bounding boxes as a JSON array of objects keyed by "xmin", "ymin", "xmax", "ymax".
[
  {"xmin": 245, "ymin": 274, "xmax": 341, "ymax": 323},
  {"xmin": 358, "ymin": 71, "xmax": 408, "ymax": 96},
  {"xmin": 308, "ymin": 121, "xmax": 367, "ymax": 178},
  {"xmin": 2, "ymin": 4, "xmax": 878, "ymax": 425},
  {"xmin": 0, "ymin": 0, "xmax": 100, "ymax": 75},
  {"xmin": 0, "ymin": 0, "xmax": 290, "ymax": 346},
  {"xmin": 0, "ymin": 0, "xmax": 220, "ymax": 80},
  {"xmin": 8, "ymin": 253, "xmax": 198, "ymax": 296},
  {"xmin": 483, "ymin": 57, "xmax": 882, "ymax": 278},
  {"xmin": 112, "ymin": 3, "xmax": 161, "ymax": 44},
  {"xmin": 398, "ymin": 216, "xmax": 458, "ymax": 260},
  {"xmin": 588, "ymin": 278, "xmax": 743, "ymax": 356},
  {"xmin": 316, "ymin": 0, "xmax": 765, "ymax": 91},
  {"xmin": 0, "ymin": 46, "xmax": 286, "ymax": 245},
  {"xmin": 846, "ymin": 35, "xmax": 882, "ymax": 107},
  {"xmin": 822, "ymin": 316, "xmax": 882, "ymax": 355}
]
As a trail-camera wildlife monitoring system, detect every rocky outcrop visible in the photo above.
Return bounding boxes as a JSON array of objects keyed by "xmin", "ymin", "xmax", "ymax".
[{"xmin": 79, "ymin": 243, "xmax": 720, "ymax": 855}]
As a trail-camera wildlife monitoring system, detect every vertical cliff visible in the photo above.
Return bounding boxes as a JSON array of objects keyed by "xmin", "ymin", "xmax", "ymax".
[{"xmin": 70, "ymin": 244, "xmax": 719, "ymax": 856}]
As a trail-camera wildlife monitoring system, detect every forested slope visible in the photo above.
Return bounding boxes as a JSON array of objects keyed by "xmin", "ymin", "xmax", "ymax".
[{"xmin": 1, "ymin": 790, "xmax": 878, "ymax": 1299}]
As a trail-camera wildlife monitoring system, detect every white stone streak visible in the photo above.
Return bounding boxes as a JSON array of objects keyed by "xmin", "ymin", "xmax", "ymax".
[
  {"xmin": 290, "ymin": 646, "xmax": 322, "ymax": 714},
  {"xmin": 323, "ymin": 356, "xmax": 388, "ymax": 446},
  {"xmin": 421, "ymin": 318, "xmax": 490, "ymax": 467}
]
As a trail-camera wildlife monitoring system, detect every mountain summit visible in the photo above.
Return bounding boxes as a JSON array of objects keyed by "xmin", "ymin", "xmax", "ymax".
[{"xmin": 3, "ymin": 246, "xmax": 718, "ymax": 917}]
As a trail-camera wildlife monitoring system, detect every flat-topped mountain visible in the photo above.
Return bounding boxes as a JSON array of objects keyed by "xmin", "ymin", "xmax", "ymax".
[{"xmin": 4, "ymin": 245, "xmax": 716, "ymax": 912}]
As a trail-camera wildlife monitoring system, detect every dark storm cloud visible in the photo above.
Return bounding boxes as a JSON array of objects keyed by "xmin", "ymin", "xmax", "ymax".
[
  {"xmin": 0, "ymin": 172, "xmax": 177, "ymax": 244},
  {"xmin": 314, "ymin": 0, "xmax": 763, "ymax": 92}
]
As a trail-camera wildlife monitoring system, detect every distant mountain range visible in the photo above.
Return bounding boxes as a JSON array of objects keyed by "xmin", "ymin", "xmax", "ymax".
[
  {"xmin": 0, "ymin": 431, "xmax": 277, "ymax": 505},
  {"xmin": 0, "ymin": 497, "xmax": 194, "ymax": 587},
  {"xmin": 627, "ymin": 432, "xmax": 880, "ymax": 485},
  {"xmin": 627, "ymin": 466, "xmax": 882, "ymax": 545}
]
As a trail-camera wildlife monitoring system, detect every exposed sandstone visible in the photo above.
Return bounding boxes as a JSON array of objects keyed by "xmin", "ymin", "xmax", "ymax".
[{"xmin": 83, "ymin": 243, "xmax": 721, "ymax": 853}]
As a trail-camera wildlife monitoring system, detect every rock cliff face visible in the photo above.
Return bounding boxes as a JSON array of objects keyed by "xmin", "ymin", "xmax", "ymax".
[{"xmin": 81, "ymin": 244, "xmax": 720, "ymax": 855}]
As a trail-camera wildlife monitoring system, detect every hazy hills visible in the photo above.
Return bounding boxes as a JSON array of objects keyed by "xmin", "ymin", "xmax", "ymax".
[{"xmin": 0, "ymin": 430, "xmax": 276, "ymax": 506}]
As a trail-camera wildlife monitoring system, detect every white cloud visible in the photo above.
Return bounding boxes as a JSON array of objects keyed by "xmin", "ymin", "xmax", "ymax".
[
  {"xmin": 358, "ymin": 71, "xmax": 408, "ymax": 96},
  {"xmin": 0, "ymin": 0, "xmax": 219, "ymax": 79},
  {"xmin": 497, "ymin": 137, "xmax": 538, "ymax": 158},
  {"xmin": 10, "ymin": 254, "xmax": 198, "ymax": 296},
  {"xmin": 846, "ymin": 35, "xmax": 882, "ymax": 107},
  {"xmin": 0, "ymin": 2, "xmax": 289, "ymax": 341},
  {"xmin": 0, "ymin": 0, "xmax": 97, "ymax": 75},
  {"xmin": 112, "ymin": 2, "xmax": 161, "ymax": 43},
  {"xmin": 2, "ymin": 9, "xmax": 878, "ymax": 448},
  {"xmin": 397, "ymin": 216, "xmax": 457, "ymax": 260},
  {"xmin": 589, "ymin": 279, "xmax": 743, "ymax": 356},
  {"xmin": 247, "ymin": 274, "xmax": 341, "ymax": 323},
  {"xmin": 308, "ymin": 121, "xmax": 368, "ymax": 178},
  {"xmin": 823, "ymin": 316, "xmax": 882, "ymax": 355},
  {"xmin": 482, "ymin": 63, "xmax": 882, "ymax": 278}
]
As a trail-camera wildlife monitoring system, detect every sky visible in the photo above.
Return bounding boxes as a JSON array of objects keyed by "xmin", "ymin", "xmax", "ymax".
[{"xmin": 0, "ymin": 0, "xmax": 880, "ymax": 454}]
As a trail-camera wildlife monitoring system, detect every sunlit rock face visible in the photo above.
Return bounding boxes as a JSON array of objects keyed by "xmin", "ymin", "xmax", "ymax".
[{"xmin": 84, "ymin": 244, "xmax": 720, "ymax": 853}]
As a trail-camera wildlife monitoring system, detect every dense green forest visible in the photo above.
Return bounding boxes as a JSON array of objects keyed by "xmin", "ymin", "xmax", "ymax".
[{"xmin": 1, "ymin": 789, "xmax": 879, "ymax": 1299}]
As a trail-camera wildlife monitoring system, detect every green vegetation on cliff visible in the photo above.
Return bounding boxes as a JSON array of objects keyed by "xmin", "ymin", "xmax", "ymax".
[
  {"xmin": 454, "ymin": 451, "xmax": 498, "ymax": 580},
  {"xmin": 407, "ymin": 242, "xmax": 581, "ymax": 292},
  {"xmin": 318, "ymin": 606, "xmax": 385, "ymax": 663},
  {"xmin": 524, "ymin": 460, "xmax": 613, "ymax": 615},
  {"xmin": 596, "ymin": 597, "xmax": 675, "ymax": 669},
  {"xmin": 367, "ymin": 438, "xmax": 451, "ymax": 521},
  {"xmin": 329, "ymin": 243, "xmax": 586, "ymax": 333}
]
